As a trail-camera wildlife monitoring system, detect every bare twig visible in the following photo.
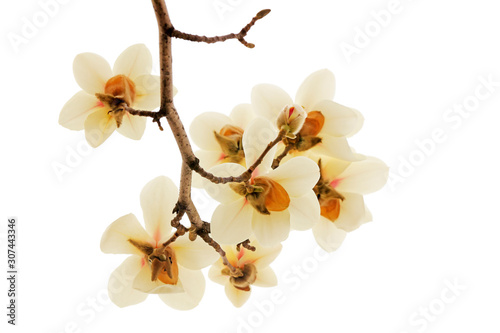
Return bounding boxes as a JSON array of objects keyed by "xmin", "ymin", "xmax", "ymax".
[
  {"xmin": 236, "ymin": 239, "xmax": 256, "ymax": 252},
  {"xmin": 272, "ymin": 144, "xmax": 294, "ymax": 169},
  {"xmin": 170, "ymin": 9, "xmax": 271, "ymax": 48}
]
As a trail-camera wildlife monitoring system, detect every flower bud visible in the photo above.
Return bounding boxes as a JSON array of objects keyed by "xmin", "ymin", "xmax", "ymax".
[{"xmin": 276, "ymin": 104, "xmax": 306, "ymax": 138}]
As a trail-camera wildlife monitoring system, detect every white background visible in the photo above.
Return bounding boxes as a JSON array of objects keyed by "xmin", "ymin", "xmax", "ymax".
[{"xmin": 1, "ymin": 0, "xmax": 499, "ymax": 332}]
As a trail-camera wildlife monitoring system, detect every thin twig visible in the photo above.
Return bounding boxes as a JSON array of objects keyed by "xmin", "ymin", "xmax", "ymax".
[
  {"xmin": 236, "ymin": 239, "xmax": 256, "ymax": 252},
  {"xmin": 170, "ymin": 9, "xmax": 271, "ymax": 48},
  {"xmin": 191, "ymin": 130, "xmax": 285, "ymax": 184},
  {"xmin": 272, "ymin": 144, "xmax": 293, "ymax": 169}
]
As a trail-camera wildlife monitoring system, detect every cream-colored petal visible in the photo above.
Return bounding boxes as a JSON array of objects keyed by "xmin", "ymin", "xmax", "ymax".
[
  {"xmin": 172, "ymin": 237, "xmax": 219, "ymax": 270},
  {"xmin": 190, "ymin": 111, "xmax": 233, "ymax": 151},
  {"xmin": 320, "ymin": 156, "xmax": 352, "ymax": 182},
  {"xmin": 133, "ymin": 74, "xmax": 161, "ymax": 110},
  {"xmin": 208, "ymin": 260, "xmax": 229, "ymax": 285},
  {"xmin": 252, "ymin": 210, "xmax": 290, "ymax": 246},
  {"xmin": 312, "ymin": 134, "xmax": 358, "ymax": 162},
  {"xmin": 242, "ymin": 117, "xmax": 278, "ymax": 174},
  {"xmin": 59, "ymin": 91, "xmax": 102, "ymax": 130},
  {"xmin": 100, "ymin": 214, "xmax": 154, "ymax": 255},
  {"xmin": 73, "ymin": 52, "xmax": 112, "ymax": 95},
  {"xmin": 158, "ymin": 266, "xmax": 206, "ymax": 310},
  {"xmin": 225, "ymin": 282, "xmax": 251, "ymax": 308},
  {"xmin": 202, "ymin": 163, "xmax": 247, "ymax": 204},
  {"xmin": 347, "ymin": 107, "xmax": 364, "ymax": 137},
  {"xmin": 334, "ymin": 193, "xmax": 366, "ymax": 232},
  {"xmin": 230, "ymin": 103, "xmax": 255, "ymax": 129},
  {"xmin": 335, "ymin": 156, "xmax": 389, "ymax": 194},
  {"xmin": 113, "ymin": 44, "xmax": 152, "ymax": 80},
  {"xmin": 192, "ymin": 150, "xmax": 226, "ymax": 188},
  {"xmin": 253, "ymin": 266, "xmax": 278, "ymax": 287},
  {"xmin": 116, "ymin": 112, "xmax": 146, "ymax": 140},
  {"xmin": 210, "ymin": 198, "xmax": 253, "ymax": 245},
  {"xmin": 295, "ymin": 69, "xmax": 336, "ymax": 109},
  {"xmin": 266, "ymin": 156, "xmax": 319, "ymax": 197},
  {"xmin": 84, "ymin": 107, "xmax": 117, "ymax": 148},
  {"xmin": 313, "ymin": 100, "xmax": 359, "ymax": 137},
  {"xmin": 132, "ymin": 264, "xmax": 184, "ymax": 294},
  {"xmin": 140, "ymin": 176, "xmax": 176, "ymax": 245},
  {"xmin": 251, "ymin": 84, "xmax": 293, "ymax": 121},
  {"xmin": 249, "ymin": 242, "xmax": 282, "ymax": 270},
  {"xmin": 107, "ymin": 256, "xmax": 148, "ymax": 308},
  {"xmin": 312, "ymin": 216, "xmax": 347, "ymax": 253},
  {"xmin": 288, "ymin": 191, "xmax": 320, "ymax": 231},
  {"xmin": 362, "ymin": 205, "xmax": 373, "ymax": 224}
]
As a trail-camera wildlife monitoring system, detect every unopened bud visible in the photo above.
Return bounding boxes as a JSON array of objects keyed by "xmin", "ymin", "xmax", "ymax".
[{"xmin": 276, "ymin": 104, "xmax": 306, "ymax": 138}]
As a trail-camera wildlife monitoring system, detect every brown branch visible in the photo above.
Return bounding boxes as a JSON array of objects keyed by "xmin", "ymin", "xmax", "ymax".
[
  {"xmin": 122, "ymin": 105, "xmax": 164, "ymax": 131},
  {"xmin": 163, "ymin": 226, "xmax": 188, "ymax": 247},
  {"xmin": 170, "ymin": 9, "xmax": 271, "ymax": 48},
  {"xmin": 272, "ymin": 144, "xmax": 294, "ymax": 169},
  {"xmin": 191, "ymin": 130, "xmax": 285, "ymax": 184},
  {"xmin": 236, "ymin": 239, "xmax": 256, "ymax": 252}
]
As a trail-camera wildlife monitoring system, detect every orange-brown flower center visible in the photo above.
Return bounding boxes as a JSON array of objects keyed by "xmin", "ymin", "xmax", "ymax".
[
  {"xmin": 299, "ymin": 111, "xmax": 325, "ymax": 137},
  {"xmin": 214, "ymin": 125, "xmax": 245, "ymax": 163},
  {"xmin": 222, "ymin": 263, "xmax": 257, "ymax": 291},
  {"xmin": 104, "ymin": 74, "xmax": 136, "ymax": 106},
  {"xmin": 230, "ymin": 177, "xmax": 290, "ymax": 215}
]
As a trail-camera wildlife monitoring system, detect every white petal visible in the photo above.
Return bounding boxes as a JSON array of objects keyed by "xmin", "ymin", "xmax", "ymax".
[
  {"xmin": 242, "ymin": 117, "xmax": 278, "ymax": 173},
  {"xmin": 319, "ymin": 156, "xmax": 352, "ymax": 181},
  {"xmin": 84, "ymin": 108, "xmax": 117, "ymax": 148},
  {"xmin": 313, "ymin": 134, "xmax": 358, "ymax": 162},
  {"xmin": 251, "ymin": 84, "xmax": 293, "ymax": 121},
  {"xmin": 225, "ymin": 282, "xmax": 251, "ymax": 308},
  {"xmin": 140, "ymin": 176, "xmax": 176, "ymax": 245},
  {"xmin": 132, "ymin": 264, "xmax": 184, "ymax": 294},
  {"xmin": 313, "ymin": 100, "xmax": 359, "ymax": 137},
  {"xmin": 312, "ymin": 217, "xmax": 347, "ymax": 252},
  {"xmin": 252, "ymin": 210, "xmax": 290, "ymax": 246},
  {"xmin": 113, "ymin": 44, "xmax": 152, "ymax": 80},
  {"xmin": 362, "ymin": 205, "xmax": 373, "ymax": 223},
  {"xmin": 73, "ymin": 52, "xmax": 112, "ymax": 95},
  {"xmin": 266, "ymin": 156, "xmax": 319, "ymax": 197},
  {"xmin": 253, "ymin": 266, "xmax": 278, "ymax": 287},
  {"xmin": 133, "ymin": 74, "xmax": 161, "ymax": 110},
  {"xmin": 59, "ymin": 91, "xmax": 102, "ymax": 130},
  {"xmin": 107, "ymin": 256, "xmax": 148, "ymax": 307},
  {"xmin": 288, "ymin": 191, "xmax": 320, "ymax": 231},
  {"xmin": 172, "ymin": 237, "xmax": 219, "ymax": 270},
  {"xmin": 202, "ymin": 163, "xmax": 247, "ymax": 204},
  {"xmin": 100, "ymin": 214, "xmax": 154, "ymax": 255},
  {"xmin": 158, "ymin": 267, "xmax": 206, "ymax": 310},
  {"xmin": 335, "ymin": 157, "xmax": 389, "ymax": 194},
  {"xmin": 230, "ymin": 103, "xmax": 255, "ymax": 129},
  {"xmin": 334, "ymin": 193, "xmax": 366, "ymax": 232},
  {"xmin": 190, "ymin": 112, "xmax": 233, "ymax": 151},
  {"xmin": 295, "ymin": 69, "xmax": 336, "ymax": 109},
  {"xmin": 208, "ymin": 260, "xmax": 229, "ymax": 285},
  {"xmin": 116, "ymin": 112, "xmax": 146, "ymax": 140},
  {"xmin": 210, "ymin": 198, "xmax": 253, "ymax": 245}
]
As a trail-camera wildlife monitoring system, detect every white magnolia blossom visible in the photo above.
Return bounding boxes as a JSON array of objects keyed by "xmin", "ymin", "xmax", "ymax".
[
  {"xmin": 203, "ymin": 117, "xmax": 320, "ymax": 246},
  {"xmin": 251, "ymin": 69, "xmax": 364, "ymax": 161},
  {"xmin": 59, "ymin": 44, "xmax": 169, "ymax": 147},
  {"xmin": 100, "ymin": 176, "xmax": 218, "ymax": 309},
  {"xmin": 189, "ymin": 104, "xmax": 255, "ymax": 187},
  {"xmin": 312, "ymin": 155, "xmax": 389, "ymax": 252},
  {"xmin": 208, "ymin": 240, "xmax": 281, "ymax": 307}
]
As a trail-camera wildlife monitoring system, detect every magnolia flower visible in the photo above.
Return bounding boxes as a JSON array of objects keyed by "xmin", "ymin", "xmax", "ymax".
[
  {"xmin": 312, "ymin": 155, "xmax": 389, "ymax": 252},
  {"xmin": 189, "ymin": 104, "xmax": 255, "ymax": 187},
  {"xmin": 276, "ymin": 104, "xmax": 306, "ymax": 138},
  {"xmin": 203, "ymin": 117, "xmax": 320, "ymax": 246},
  {"xmin": 100, "ymin": 176, "xmax": 218, "ymax": 309},
  {"xmin": 251, "ymin": 69, "xmax": 364, "ymax": 161},
  {"xmin": 59, "ymin": 44, "xmax": 167, "ymax": 147},
  {"xmin": 208, "ymin": 240, "xmax": 281, "ymax": 307}
]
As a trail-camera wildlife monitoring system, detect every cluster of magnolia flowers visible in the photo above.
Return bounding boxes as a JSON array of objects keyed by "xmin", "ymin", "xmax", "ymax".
[{"xmin": 59, "ymin": 44, "xmax": 388, "ymax": 310}]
